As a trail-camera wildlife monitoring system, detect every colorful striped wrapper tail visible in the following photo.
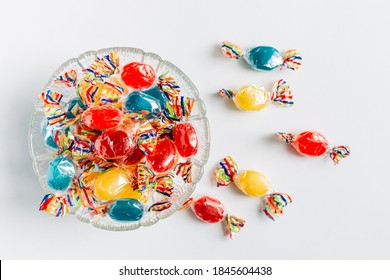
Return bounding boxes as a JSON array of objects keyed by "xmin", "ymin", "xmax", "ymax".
[
  {"xmin": 39, "ymin": 193, "xmax": 73, "ymax": 217},
  {"xmin": 226, "ymin": 214, "xmax": 246, "ymax": 239},
  {"xmin": 218, "ymin": 88, "xmax": 235, "ymax": 99},
  {"xmin": 137, "ymin": 131, "xmax": 158, "ymax": 155},
  {"xmin": 221, "ymin": 41, "xmax": 243, "ymax": 59},
  {"xmin": 270, "ymin": 79, "xmax": 293, "ymax": 107},
  {"xmin": 178, "ymin": 197, "xmax": 194, "ymax": 211},
  {"xmin": 158, "ymin": 73, "xmax": 181, "ymax": 101},
  {"xmin": 155, "ymin": 176, "xmax": 174, "ymax": 197},
  {"xmin": 136, "ymin": 164, "xmax": 155, "ymax": 192},
  {"xmin": 54, "ymin": 69, "xmax": 78, "ymax": 88},
  {"xmin": 148, "ymin": 198, "xmax": 172, "ymax": 212},
  {"xmin": 72, "ymin": 135, "xmax": 93, "ymax": 166},
  {"xmin": 164, "ymin": 96, "xmax": 195, "ymax": 121},
  {"xmin": 69, "ymin": 186, "xmax": 105, "ymax": 217},
  {"xmin": 83, "ymin": 51, "xmax": 120, "ymax": 78},
  {"xmin": 77, "ymin": 78, "xmax": 123, "ymax": 106},
  {"xmin": 283, "ymin": 49, "xmax": 302, "ymax": 71},
  {"xmin": 263, "ymin": 192, "xmax": 292, "ymax": 221},
  {"xmin": 276, "ymin": 132, "xmax": 296, "ymax": 144},
  {"xmin": 175, "ymin": 161, "xmax": 193, "ymax": 183},
  {"xmin": 214, "ymin": 156, "xmax": 238, "ymax": 187},
  {"xmin": 330, "ymin": 145, "xmax": 351, "ymax": 164},
  {"xmin": 57, "ymin": 127, "xmax": 74, "ymax": 154},
  {"xmin": 40, "ymin": 90, "xmax": 66, "ymax": 126}
]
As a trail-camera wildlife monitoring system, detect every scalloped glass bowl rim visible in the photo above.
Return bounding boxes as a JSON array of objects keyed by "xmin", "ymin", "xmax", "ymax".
[{"xmin": 28, "ymin": 47, "xmax": 210, "ymax": 231}]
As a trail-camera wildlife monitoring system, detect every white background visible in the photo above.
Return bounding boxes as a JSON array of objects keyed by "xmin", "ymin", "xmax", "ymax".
[{"xmin": 0, "ymin": 0, "xmax": 389, "ymax": 260}]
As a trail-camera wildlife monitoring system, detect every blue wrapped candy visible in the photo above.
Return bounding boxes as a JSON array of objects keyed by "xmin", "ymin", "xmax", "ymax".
[
  {"xmin": 66, "ymin": 98, "xmax": 86, "ymax": 119},
  {"xmin": 221, "ymin": 40, "xmax": 302, "ymax": 71},
  {"xmin": 47, "ymin": 155, "xmax": 75, "ymax": 191},
  {"xmin": 41, "ymin": 121, "xmax": 59, "ymax": 149},
  {"xmin": 124, "ymin": 91, "xmax": 161, "ymax": 118},
  {"xmin": 142, "ymin": 86, "xmax": 169, "ymax": 109},
  {"xmin": 109, "ymin": 198, "xmax": 144, "ymax": 222}
]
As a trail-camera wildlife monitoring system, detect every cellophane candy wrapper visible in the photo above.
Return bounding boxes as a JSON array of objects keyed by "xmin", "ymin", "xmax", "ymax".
[
  {"xmin": 214, "ymin": 156, "xmax": 293, "ymax": 221},
  {"xmin": 276, "ymin": 131, "xmax": 351, "ymax": 164},
  {"xmin": 178, "ymin": 195, "xmax": 246, "ymax": 239},
  {"xmin": 29, "ymin": 47, "xmax": 210, "ymax": 231},
  {"xmin": 221, "ymin": 41, "xmax": 302, "ymax": 71}
]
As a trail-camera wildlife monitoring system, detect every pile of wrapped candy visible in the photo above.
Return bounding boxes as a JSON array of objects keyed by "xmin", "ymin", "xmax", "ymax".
[
  {"xmin": 35, "ymin": 42, "xmax": 352, "ymax": 239},
  {"xmin": 39, "ymin": 51, "xmax": 199, "ymax": 223}
]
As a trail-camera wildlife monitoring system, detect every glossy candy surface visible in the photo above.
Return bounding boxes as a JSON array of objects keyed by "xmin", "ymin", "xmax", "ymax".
[
  {"xmin": 123, "ymin": 145, "xmax": 145, "ymax": 166},
  {"xmin": 146, "ymin": 138, "xmax": 177, "ymax": 173},
  {"xmin": 277, "ymin": 131, "xmax": 351, "ymax": 164},
  {"xmin": 234, "ymin": 85, "xmax": 268, "ymax": 111},
  {"xmin": 82, "ymin": 106, "xmax": 123, "ymax": 130},
  {"xmin": 47, "ymin": 156, "xmax": 75, "ymax": 191},
  {"xmin": 235, "ymin": 170, "xmax": 269, "ymax": 197},
  {"xmin": 94, "ymin": 167, "xmax": 142, "ymax": 201},
  {"xmin": 108, "ymin": 198, "xmax": 144, "ymax": 222},
  {"xmin": 95, "ymin": 130, "xmax": 133, "ymax": 159},
  {"xmin": 215, "ymin": 156, "xmax": 269, "ymax": 197},
  {"xmin": 42, "ymin": 121, "xmax": 59, "ymax": 149},
  {"xmin": 142, "ymin": 86, "xmax": 169, "ymax": 109},
  {"xmin": 192, "ymin": 195, "xmax": 225, "ymax": 223},
  {"xmin": 243, "ymin": 46, "xmax": 283, "ymax": 71},
  {"xmin": 173, "ymin": 123, "xmax": 198, "ymax": 157},
  {"xmin": 125, "ymin": 92, "xmax": 161, "ymax": 118},
  {"xmin": 221, "ymin": 41, "xmax": 302, "ymax": 71},
  {"xmin": 121, "ymin": 62, "xmax": 156, "ymax": 89},
  {"xmin": 292, "ymin": 131, "xmax": 329, "ymax": 157}
]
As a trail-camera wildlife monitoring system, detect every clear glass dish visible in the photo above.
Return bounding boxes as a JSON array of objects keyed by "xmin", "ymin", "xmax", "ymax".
[{"xmin": 29, "ymin": 47, "xmax": 210, "ymax": 231}]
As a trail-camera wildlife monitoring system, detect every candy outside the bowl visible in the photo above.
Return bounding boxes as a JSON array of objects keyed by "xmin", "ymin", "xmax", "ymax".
[
  {"xmin": 221, "ymin": 40, "xmax": 302, "ymax": 71},
  {"xmin": 276, "ymin": 131, "xmax": 351, "ymax": 164},
  {"xmin": 37, "ymin": 51, "xmax": 201, "ymax": 225},
  {"xmin": 179, "ymin": 195, "xmax": 246, "ymax": 239},
  {"xmin": 218, "ymin": 79, "xmax": 294, "ymax": 111},
  {"xmin": 214, "ymin": 156, "xmax": 293, "ymax": 221}
]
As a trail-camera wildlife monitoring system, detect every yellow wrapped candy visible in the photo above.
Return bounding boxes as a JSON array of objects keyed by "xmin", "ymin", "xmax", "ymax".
[
  {"xmin": 94, "ymin": 167, "xmax": 142, "ymax": 202},
  {"xmin": 214, "ymin": 156, "xmax": 270, "ymax": 197},
  {"xmin": 235, "ymin": 170, "xmax": 269, "ymax": 197},
  {"xmin": 214, "ymin": 156, "xmax": 293, "ymax": 221},
  {"xmin": 234, "ymin": 85, "xmax": 268, "ymax": 111},
  {"xmin": 218, "ymin": 79, "xmax": 293, "ymax": 111}
]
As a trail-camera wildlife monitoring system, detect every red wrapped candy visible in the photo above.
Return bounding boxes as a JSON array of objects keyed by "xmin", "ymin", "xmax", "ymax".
[
  {"xmin": 81, "ymin": 106, "xmax": 123, "ymax": 130},
  {"xmin": 179, "ymin": 195, "xmax": 245, "ymax": 239},
  {"xmin": 123, "ymin": 144, "xmax": 145, "ymax": 166},
  {"xmin": 192, "ymin": 195, "xmax": 225, "ymax": 223},
  {"xmin": 277, "ymin": 131, "xmax": 351, "ymax": 164},
  {"xmin": 95, "ymin": 129, "xmax": 133, "ymax": 159},
  {"xmin": 121, "ymin": 62, "xmax": 156, "ymax": 89},
  {"xmin": 173, "ymin": 123, "xmax": 198, "ymax": 158},
  {"xmin": 146, "ymin": 138, "xmax": 177, "ymax": 173}
]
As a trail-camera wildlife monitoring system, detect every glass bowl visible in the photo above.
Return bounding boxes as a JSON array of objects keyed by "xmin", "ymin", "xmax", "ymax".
[{"xmin": 29, "ymin": 47, "xmax": 210, "ymax": 231}]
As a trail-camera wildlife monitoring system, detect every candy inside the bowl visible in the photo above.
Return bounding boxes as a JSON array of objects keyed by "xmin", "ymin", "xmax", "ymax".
[{"xmin": 34, "ymin": 49, "xmax": 206, "ymax": 229}]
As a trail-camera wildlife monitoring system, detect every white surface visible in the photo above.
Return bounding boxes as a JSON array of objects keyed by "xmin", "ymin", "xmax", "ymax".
[{"xmin": 0, "ymin": 0, "xmax": 389, "ymax": 260}]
